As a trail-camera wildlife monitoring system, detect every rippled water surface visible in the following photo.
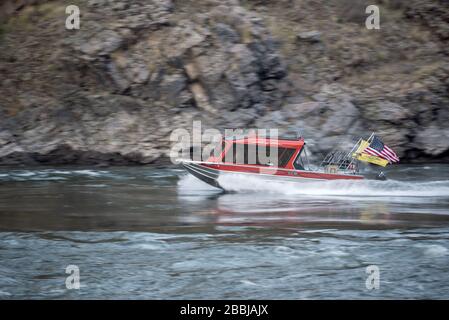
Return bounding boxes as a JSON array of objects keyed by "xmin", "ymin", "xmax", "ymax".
[{"xmin": 0, "ymin": 165, "xmax": 449, "ymax": 299}]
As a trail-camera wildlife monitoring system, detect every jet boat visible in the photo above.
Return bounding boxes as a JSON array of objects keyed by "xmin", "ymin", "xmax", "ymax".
[{"xmin": 179, "ymin": 134, "xmax": 371, "ymax": 190}]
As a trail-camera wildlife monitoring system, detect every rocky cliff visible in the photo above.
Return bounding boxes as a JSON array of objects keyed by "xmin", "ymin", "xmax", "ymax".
[{"xmin": 0, "ymin": 0, "xmax": 448, "ymax": 165}]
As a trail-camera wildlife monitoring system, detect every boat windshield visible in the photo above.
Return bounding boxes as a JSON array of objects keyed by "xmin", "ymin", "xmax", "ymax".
[{"xmin": 293, "ymin": 147, "xmax": 307, "ymax": 170}]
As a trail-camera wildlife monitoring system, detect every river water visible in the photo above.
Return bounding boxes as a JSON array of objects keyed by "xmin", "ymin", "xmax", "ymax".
[{"xmin": 0, "ymin": 165, "xmax": 448, "ymax": 299}]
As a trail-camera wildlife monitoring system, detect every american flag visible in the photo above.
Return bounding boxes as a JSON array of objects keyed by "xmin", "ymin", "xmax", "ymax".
[{"xmin": 363, "ymin": 136, "xmax": 399, "ymax": 163}]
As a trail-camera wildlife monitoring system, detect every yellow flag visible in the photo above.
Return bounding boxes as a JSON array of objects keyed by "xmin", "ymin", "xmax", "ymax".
[
  {"xmin": 357, "ymin": 153, "xmax": 389, "ymax": 167},
  {"xmin": 352, "ymin": 140, "xmax": 370, "ymax": 157}
]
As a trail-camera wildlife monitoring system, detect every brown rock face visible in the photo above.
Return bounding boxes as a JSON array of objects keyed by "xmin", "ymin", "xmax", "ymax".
[
  {"xmin": 0, "ymin": 0, "xmax": 448, "ymax": 165},
  {"xmin": 0, "ymin": 0, "xmax": 289, "ymax": 165}
]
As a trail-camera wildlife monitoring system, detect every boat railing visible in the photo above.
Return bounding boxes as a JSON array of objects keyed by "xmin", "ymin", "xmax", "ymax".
[{"xmin": 320, "ymin": 138, "xmax": 362, "ymax": 173}]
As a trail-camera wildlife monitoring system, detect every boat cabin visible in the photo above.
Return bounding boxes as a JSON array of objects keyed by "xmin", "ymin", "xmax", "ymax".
[{"xmin": 207, "ymin": 136, "xmax": 309, "ymax": 170}]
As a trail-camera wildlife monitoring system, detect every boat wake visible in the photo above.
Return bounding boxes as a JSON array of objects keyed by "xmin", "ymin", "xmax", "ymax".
[
  {"xmin": 217, "ymin": 174, "xmax": 449, "ymax": 197},
  {"xmin": 179, "ymin": 173, "xmax": 449, "ymax": 199}
]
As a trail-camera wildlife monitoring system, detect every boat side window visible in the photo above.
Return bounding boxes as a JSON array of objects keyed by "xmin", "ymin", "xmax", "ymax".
[
  {"xmin": 206, "ymin": 140, "xmax": 226, "ymax": 161},
  {"xmin": 226, "ymin": 143, "xmax": 244, "ymax": 164},
  {"xmin": 293, "ymin": 148, "xmax": 306, "ymax": 170},
  {"xmin": 217, "ymin": 141, "xmax": 226, "ymax": 160},
  {"xmin": 277, "ymin": 148, "xmax": 296, "ymax": 168},
  {"xmin": 230, "ymin": 143, "xmax": 257, "ymax": 165},
  {"xmin": 254, "ymin": 145, "xmax": 294, "ymax": 167}
]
